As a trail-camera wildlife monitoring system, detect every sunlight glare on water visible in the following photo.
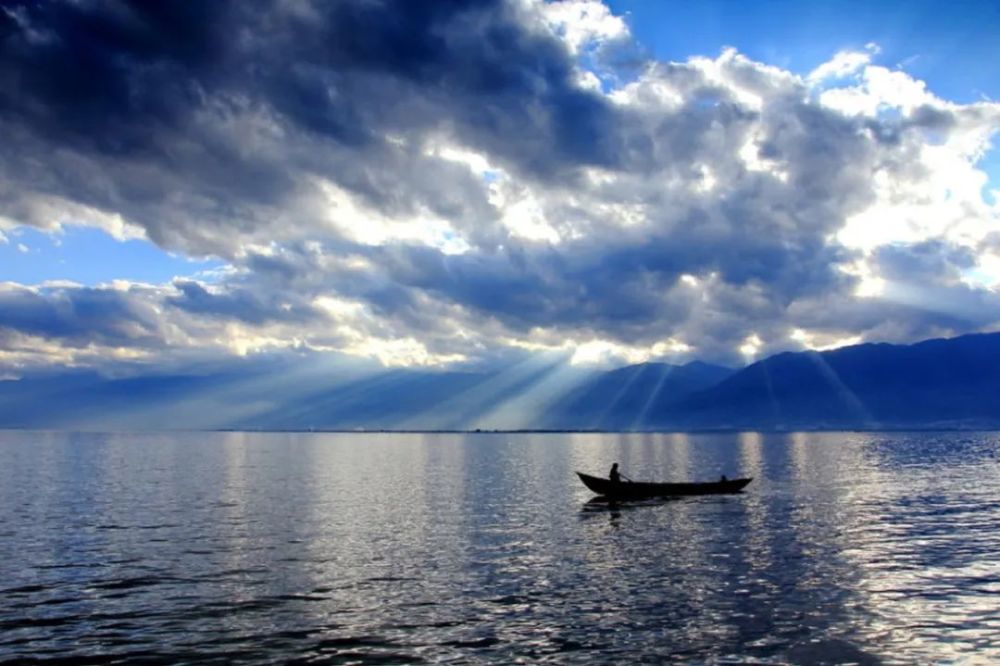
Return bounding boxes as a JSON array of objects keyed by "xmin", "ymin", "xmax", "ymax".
[{"xmin": 0, "ymin": 431, "xmax": 998, "ymax": 664}]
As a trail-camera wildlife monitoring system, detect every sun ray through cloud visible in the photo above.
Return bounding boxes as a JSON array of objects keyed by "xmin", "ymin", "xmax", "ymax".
[{"xmin": 0, "ymin": 0, "xmax": 997, "ymax": 429}]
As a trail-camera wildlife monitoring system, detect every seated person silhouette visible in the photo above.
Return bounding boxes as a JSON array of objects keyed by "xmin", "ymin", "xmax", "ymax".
[{"xmin": 609, "ymin": 462, "xmax": 624, "ymax": 484}]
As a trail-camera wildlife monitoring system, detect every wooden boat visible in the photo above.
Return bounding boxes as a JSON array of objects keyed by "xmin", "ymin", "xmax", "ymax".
[{"xmin": 576, "ymin": 471, "xmax": 752, "ymax": 499}]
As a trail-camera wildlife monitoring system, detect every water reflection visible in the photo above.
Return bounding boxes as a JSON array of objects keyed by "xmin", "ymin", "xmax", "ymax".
[{"xmin": 0, "ymin": 431, "xmax": 996, "ymax": 663}]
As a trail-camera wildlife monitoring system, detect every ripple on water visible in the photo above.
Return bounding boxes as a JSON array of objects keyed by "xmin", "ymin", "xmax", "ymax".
[{"xmin": 0, "ymin": 431, "xmax": 997, "ymax": 664}]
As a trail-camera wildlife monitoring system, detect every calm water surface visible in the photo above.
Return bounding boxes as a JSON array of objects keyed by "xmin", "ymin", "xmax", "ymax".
[{"xmin": 0, "ymin": 431, "xmax": 998, "ymax": 664}]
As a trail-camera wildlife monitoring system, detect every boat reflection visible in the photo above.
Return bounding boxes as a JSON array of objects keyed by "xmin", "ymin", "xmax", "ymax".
[{"xmin": 580, "ymin": 495, "xmax": 683, "ymax": 523}]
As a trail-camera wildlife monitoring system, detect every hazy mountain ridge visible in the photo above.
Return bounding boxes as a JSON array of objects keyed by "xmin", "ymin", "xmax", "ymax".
[
  {"xmin": 1, "ymin": 332, "xmax": 999, "ymax": 430},
  {"xmin": 654, "ymin": 332, "xmax": 1000, "ymax": 429},
  {"xmin": 543, "ymin": 361, "xmax": 735, "ymax": 430}
]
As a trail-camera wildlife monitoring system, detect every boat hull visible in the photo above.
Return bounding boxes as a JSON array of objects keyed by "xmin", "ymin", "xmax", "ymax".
[{"xmin": 576, "ymin": 472, "xmax": 751, "ymax": 499}]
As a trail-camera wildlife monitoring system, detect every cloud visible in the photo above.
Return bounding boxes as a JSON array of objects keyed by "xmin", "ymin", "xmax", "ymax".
[
  {"xmin": 536, "ymin": 0, "xmax": 629, "ymax": 55},
  {"xmin": 167, "ymin": 279, "xmax": 321, "ymax": 326},
  {"xmin": 0, "ymin": 1, "xmax": 998, "ymax": 373},
  {"xmin": 0, "ymin": 282, "xmax": 164, "ymax": 348},
  {"xmin": 0, "ymin": 0, "xmax": 621, "ymax": 252},
  {"xmin": 807, "ymin": 48, "xmax": 874, "ymax": 84}
]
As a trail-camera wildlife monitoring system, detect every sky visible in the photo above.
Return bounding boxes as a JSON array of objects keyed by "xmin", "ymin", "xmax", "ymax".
[{"xmin": 1, "ymin": 0, "xmax": 999, "ymax": 379}]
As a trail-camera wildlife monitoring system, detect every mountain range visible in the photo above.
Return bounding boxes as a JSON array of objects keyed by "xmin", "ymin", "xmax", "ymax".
[
  {"xmin": 657, "ymin": 332, "xmax": 1000, "ymax": 430},
  {"xmin": 541, "ymin": 361, "xmax": 734, "ymax": 430},
  {"xmin": 2, "ymin": 331, "xmax": 999, "ymax": 430}
]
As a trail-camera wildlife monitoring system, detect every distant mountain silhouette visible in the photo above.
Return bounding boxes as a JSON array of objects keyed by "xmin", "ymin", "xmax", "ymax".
[
  {"xmin": 0, "ymin": 360, "xmax": 581, "ymax": 431},
  {"xmin": 0, "ymin": 368, "xmax": 457, "ymax": 431},
  {"xmin": 2, "ymin": 332, "xmax": 999, "ymax": 430},
  {"xmin": 543, "ymin": 361, "xmax": 734, "ymax": 430},
  {"xmin": 0, "ymin": 368, "xmax": 265, "ymax": 430},
  {"xmin": 652, "ymin": 332, "xmax": 1000, "ymax": 430}
]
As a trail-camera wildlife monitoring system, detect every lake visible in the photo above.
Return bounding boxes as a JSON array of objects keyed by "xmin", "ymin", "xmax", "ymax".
[{"xmin": 0, "ymin": 431, "xmax": 997, "ymax": 664}]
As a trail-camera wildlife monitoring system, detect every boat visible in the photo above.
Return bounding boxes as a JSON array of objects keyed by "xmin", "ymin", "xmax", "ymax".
[{"xmin": 576, "ymin": 471, "xmax": 752, "ymax": 499}]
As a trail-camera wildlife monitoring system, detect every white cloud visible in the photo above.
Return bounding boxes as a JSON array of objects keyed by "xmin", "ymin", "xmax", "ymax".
[
  {"xmin": 0, "ymin": 191, "xmax": 145, "ymax": 241},
  {"xmin": 739, "ymin": 333, "xmax": 763, "ymax": 360},
  {"xmin": 789, "ymin": 327, "xmax": 862, "ymax": 351},
  {"xmin": 535, "ymin": 0, "xmax": 629, "ymax": 54},
  {"xmin": 807, "ymin": 49, "xmax": 873, "ymax": 84},
  {"xmin": 314, "ymin": 178, "xmax": 472, "ymax": 254},
  {"xmin": 2, "ymin": 2, "xmax": 999, "ymax": 373}
]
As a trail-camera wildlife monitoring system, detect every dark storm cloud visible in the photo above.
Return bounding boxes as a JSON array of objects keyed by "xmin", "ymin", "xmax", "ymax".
[
  {"xmin": 167, "ymin": 280, "xmax": 320, "ymax": 325},
  {"xmin": 0, "ymin": 283, "xmax": 163, "ymax": 347},
  {"xmin": 0, "ymin": 1, "xmax": 232, "ymax": 152},
  {"xmin": 0, "ymin": 0, "xmax": 622, "ymax": 220},
  {"xmin": 370, "ymin": 239, "xmax": 694, "ymax": 334},
  {"xmin": 268, "ymin": 0, "xmax": 624, "ymax": 172},
  {"xmin": 240, "ymin": 243, "xmax": 421, "ymax": 318}
]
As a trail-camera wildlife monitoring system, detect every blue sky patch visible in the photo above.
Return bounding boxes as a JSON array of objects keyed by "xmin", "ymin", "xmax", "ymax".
[
  {"xmin": 0, "ymin": 226, "xmax": 224, "ymax": 286},
  {"xmin": 607, "ymin": 0, "xmax": 1000, "ymax": 102}
]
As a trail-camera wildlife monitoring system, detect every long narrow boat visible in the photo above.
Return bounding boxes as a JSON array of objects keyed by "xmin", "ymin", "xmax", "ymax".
[{"xmin": 576, "ymin": 471, "xmax": 752, "ymax": 499}]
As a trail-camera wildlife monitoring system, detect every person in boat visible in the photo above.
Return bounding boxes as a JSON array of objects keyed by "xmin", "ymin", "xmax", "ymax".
[{"xmin": 609, "ymin": 462, "xmax": 623, "ymax": 484}]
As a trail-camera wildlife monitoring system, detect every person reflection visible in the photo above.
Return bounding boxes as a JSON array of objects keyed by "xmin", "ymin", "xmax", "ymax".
[{"xmin": 608, "ymin": 504, "xmax": 621, "ymax": 526}]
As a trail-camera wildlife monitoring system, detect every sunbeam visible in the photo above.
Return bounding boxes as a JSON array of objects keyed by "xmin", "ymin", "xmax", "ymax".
[
  {"xmin": 803, "ymin": 351, "xmax": 876, "ymax": 427},
  {"xmin": 396, "ymin": 352, "xmax": 581, "ymax": 430},
  {"xmin": 631, "ymin": 363, "xmax": 677, "ymax": 430},
  {"xmin": 589, "ymin": 364, "xmax": 649, "ymax": 430},
  {"xmin": 471, "ymin": 356, "xmax": 593, "ymax": 430},
  {"xmin": 79, "ymin": 353, "xmax": 383, "ymax": 431}
]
